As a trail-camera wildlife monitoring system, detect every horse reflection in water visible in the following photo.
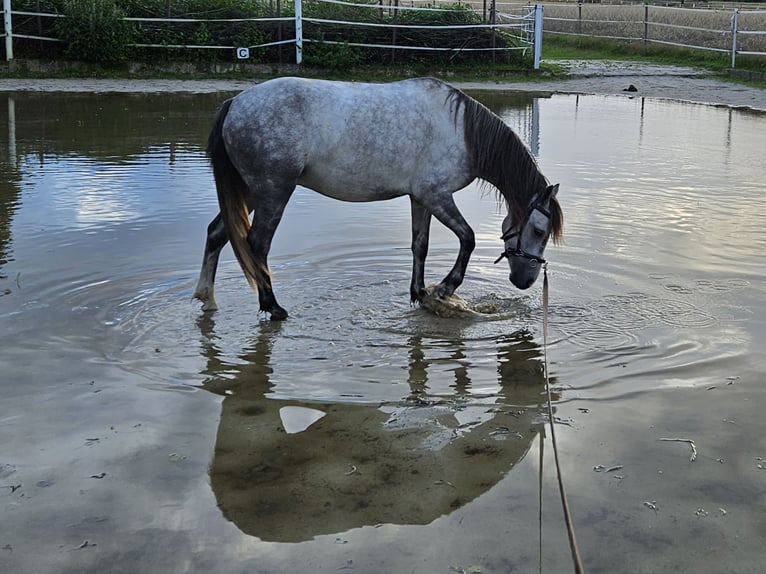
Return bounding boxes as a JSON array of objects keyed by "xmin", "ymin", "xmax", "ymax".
[
  {"xmin": 193, "ymin": 77, "xmax": 563, "ymax": 320},
  {"xmin": 198, "ymin": 318, "xmax": 558, "ymax": 543}
]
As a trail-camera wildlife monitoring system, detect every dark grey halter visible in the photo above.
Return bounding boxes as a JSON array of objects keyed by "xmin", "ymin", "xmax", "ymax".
[{"xmin": 493, "ymin": 202, "xmax": 551, "ymax": 266}]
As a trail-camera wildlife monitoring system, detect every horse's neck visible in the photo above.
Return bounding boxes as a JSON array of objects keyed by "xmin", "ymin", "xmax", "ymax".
[
  {"xmin": 477, "ymin": 145, "xmax": 543, "ymax": 207},
  {"xmin": 460, "ymin": 99, "xmax": 543, "ymax": 204}
]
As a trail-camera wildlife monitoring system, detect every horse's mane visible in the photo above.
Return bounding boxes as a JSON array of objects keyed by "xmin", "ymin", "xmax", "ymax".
[{"xmin": 449, "ymin": 88, "xmax": 563, "ymax": 243}]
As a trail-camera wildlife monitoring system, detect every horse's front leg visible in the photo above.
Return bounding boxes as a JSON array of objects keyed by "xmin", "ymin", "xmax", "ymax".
[
  {"xmin": 193, "ymin": 213, "xmax": 228, "ymax": 311},
  {"xmin": 409, "ymin": 198, "xmax": 432, "ymax": 303},
  {"xmin": 416, "ymin": 192, "xmax": 475, "ymax": 299}
]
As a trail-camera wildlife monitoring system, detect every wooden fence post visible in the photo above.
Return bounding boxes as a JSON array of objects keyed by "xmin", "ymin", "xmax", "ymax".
[{"xmin": 3, "ymin": 0, "xmax": 12, "ymax": 61}]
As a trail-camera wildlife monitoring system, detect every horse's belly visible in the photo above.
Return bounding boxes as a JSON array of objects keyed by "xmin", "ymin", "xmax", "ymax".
[{"xmin": 299, "ymin": 170, "xmax": 409, "ymax": 202}]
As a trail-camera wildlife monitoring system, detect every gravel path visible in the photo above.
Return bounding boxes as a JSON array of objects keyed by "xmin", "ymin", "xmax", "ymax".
[{"xmin": 1, "ymin": 60, "xmax": 764, "ymax": 111}]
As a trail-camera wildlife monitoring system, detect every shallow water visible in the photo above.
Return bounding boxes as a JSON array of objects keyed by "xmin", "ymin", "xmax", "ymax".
[{"xmin": 0, "ymin": 89, "xmax": 764, "ymax": 573}]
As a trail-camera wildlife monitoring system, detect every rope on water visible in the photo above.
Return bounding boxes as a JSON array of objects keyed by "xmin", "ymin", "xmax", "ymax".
[{"xmin": 541, "ymin": 263, "xmax": 585, "ymax": 574}]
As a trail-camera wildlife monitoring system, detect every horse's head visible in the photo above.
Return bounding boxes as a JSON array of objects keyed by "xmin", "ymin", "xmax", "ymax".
[{"xmin": 496, "ymin": 184, "xmax": 563, "ymax": 290}]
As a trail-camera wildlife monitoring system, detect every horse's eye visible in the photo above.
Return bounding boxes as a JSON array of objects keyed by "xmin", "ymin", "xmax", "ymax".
[{"xmin": 533, "ymin": 227, "xmax": 546, "ymax": 238}]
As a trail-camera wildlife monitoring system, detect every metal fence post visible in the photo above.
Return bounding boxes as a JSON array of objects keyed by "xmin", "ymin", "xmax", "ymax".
[
  {"xmin": 3, "ymin": 0, "xmax": 13, "ymax": 61},
  {"xmin": 731, "ymin": 8, "xmax": 739, "ymax": 68},
  {"xmin": 643, "ymin": 4, "xmax": 649, "ymax": 48},
  {"xmin": 294, "ymin": 0, "xmax": 303, "ymax": 64},
  {"xmin": 533, "ymin": 4, "xmax": 543, "ymax": 70}
]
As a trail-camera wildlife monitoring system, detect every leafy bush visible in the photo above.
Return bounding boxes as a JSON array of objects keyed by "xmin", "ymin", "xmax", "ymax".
[
  {"xmin": 304, "ymin": 36, "xmax": 363, "ymax": 69},
  {"xmin": 56, "ymin": 0, "xmax": 135, "ymax": 65}
]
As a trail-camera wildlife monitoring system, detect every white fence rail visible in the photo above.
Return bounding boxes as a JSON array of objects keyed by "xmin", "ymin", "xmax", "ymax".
[
  {"xmin": 4, "ymin": 2, "xmax": 764, "ymax": 68},
  {"xmin": 1, "ymin": 0, "xmax": 543, "ymax": 68},
  {"xmin": 542, "ymin": 2, "xmax": 766, "ymax": 66}
]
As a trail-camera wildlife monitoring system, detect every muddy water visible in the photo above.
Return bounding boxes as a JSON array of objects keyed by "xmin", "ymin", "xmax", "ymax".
[{"xmin": 0, "ymin": 89, "xmax": 764, "ymax": 574}]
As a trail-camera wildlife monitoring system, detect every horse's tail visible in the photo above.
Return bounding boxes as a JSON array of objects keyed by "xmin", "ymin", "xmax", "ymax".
[{"xmin": 207, "ymin": 98, "xmax": 262, "ymax": 292}]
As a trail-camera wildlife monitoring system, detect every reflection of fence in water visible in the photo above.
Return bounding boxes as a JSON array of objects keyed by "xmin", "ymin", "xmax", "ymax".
[{"xmin": 480, "ymin": 94, "xmax": 540, "ymax": 157}]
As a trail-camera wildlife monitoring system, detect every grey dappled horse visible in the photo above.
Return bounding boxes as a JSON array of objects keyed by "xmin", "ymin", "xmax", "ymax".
[{"xmin": 194, "ymin": 77, "xmax": 563, "ymax": 320}]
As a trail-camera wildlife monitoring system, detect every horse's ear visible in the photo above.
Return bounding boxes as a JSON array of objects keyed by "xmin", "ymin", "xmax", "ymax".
[{"xmin": 546, "ymin": 183, "xmax": 559, "ymax": 200}]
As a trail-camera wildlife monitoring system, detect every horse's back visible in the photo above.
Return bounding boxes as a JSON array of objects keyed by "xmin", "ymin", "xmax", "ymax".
[{"xmin": 222, "ymin": 77, "xmax": 474, "ymax": 200}]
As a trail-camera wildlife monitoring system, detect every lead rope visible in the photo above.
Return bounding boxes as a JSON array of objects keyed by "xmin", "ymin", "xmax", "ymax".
[{"xmin": 541, "ymin": 263, "xmax": 585, "ymax": 574}]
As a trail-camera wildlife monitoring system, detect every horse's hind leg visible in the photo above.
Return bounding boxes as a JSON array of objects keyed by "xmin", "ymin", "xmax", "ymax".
[
  {"xmin": 193, "ymin": 212, "xmax": 227, "ymax": 311},
  {"xmin": 246, "ymin": 187, "xmax": 294, "ymax": 321}
]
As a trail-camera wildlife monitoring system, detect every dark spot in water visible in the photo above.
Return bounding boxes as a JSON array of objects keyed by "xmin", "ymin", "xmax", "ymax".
[
  {"xmin": 463, "ymin": 445, "xmax": 497, "ymax": 456},
  {"xmin": 237, "ymin": 404, "xmax": 265, "ymax": 416},
  {"xmin": 239, "ymin": 463, "xmax": 283, "ymax": 485}
]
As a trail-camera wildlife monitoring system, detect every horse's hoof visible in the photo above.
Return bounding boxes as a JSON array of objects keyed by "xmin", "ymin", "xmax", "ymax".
[
  {"xmin": 433, "ymin": 284, "xmax": 452, "ymax": 299},
  {"xmin": 201, "ymin": 301, "xmax": 219, "ymax": 312},
  {"xmin": 193, "ymin": 293, "xmax": 219, "ymax": 312},
  {"xmin": 269, "ymin": 307, "xmax": 288, "ymax": 321},
  {"xmin": 410, "ymin": 286, "xmax": 427, "ymax": 304}
]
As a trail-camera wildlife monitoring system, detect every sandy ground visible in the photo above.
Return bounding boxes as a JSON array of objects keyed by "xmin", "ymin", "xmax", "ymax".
[{"xmin": 1, "ymin": 60, "xmax": 765, "ymax": 111}]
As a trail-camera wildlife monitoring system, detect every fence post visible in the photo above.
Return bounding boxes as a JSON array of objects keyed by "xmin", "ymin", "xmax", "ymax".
[
  {"xmin": 490, "ymin": 0, "xmax": 496, "ymax": 64},
  {"xmin": 294, "ymin": 0, "xmax": 303, "ymax": 64},
  {"xmin": 533, "ymin": 4, "xmax": 543, "ymax": 70},
  {"xmin": 643, "ymin": 4, "xmax": 648, "ymax": 48},
  {"xmin": 3, "ymin": 0, "xmax": 12, "ymax": 61},
  {"xmin": 730, "ymin": 8, "xmax": 739, "ymax": 68}
]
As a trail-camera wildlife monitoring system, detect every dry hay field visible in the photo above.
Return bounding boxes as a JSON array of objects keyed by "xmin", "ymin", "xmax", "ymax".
[
  {"xmin": 534, "ymin": 1, "xmax": 766, "ymax": 54},
  {"xmin": 320, "ymin": 2, "xmax": 764, "ymax": 56}
]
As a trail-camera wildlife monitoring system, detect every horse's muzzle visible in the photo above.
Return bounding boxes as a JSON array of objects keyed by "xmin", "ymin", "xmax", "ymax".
[{"xmin": 509, "ymin": 265, "xmax": 541, "ymax": 290}]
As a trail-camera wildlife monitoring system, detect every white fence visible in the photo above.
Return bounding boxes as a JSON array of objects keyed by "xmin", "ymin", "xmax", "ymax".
[
  {"xmin": 542, "ymin": 2, "xmax": 766, "ymax": 67},
  {"xmin": 1, "ymin": 0, "xmax": 544, "ymax": 68},
  {"xmin": 3, "ymin": 1, "xmax": 765, "ymax": 68}
]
